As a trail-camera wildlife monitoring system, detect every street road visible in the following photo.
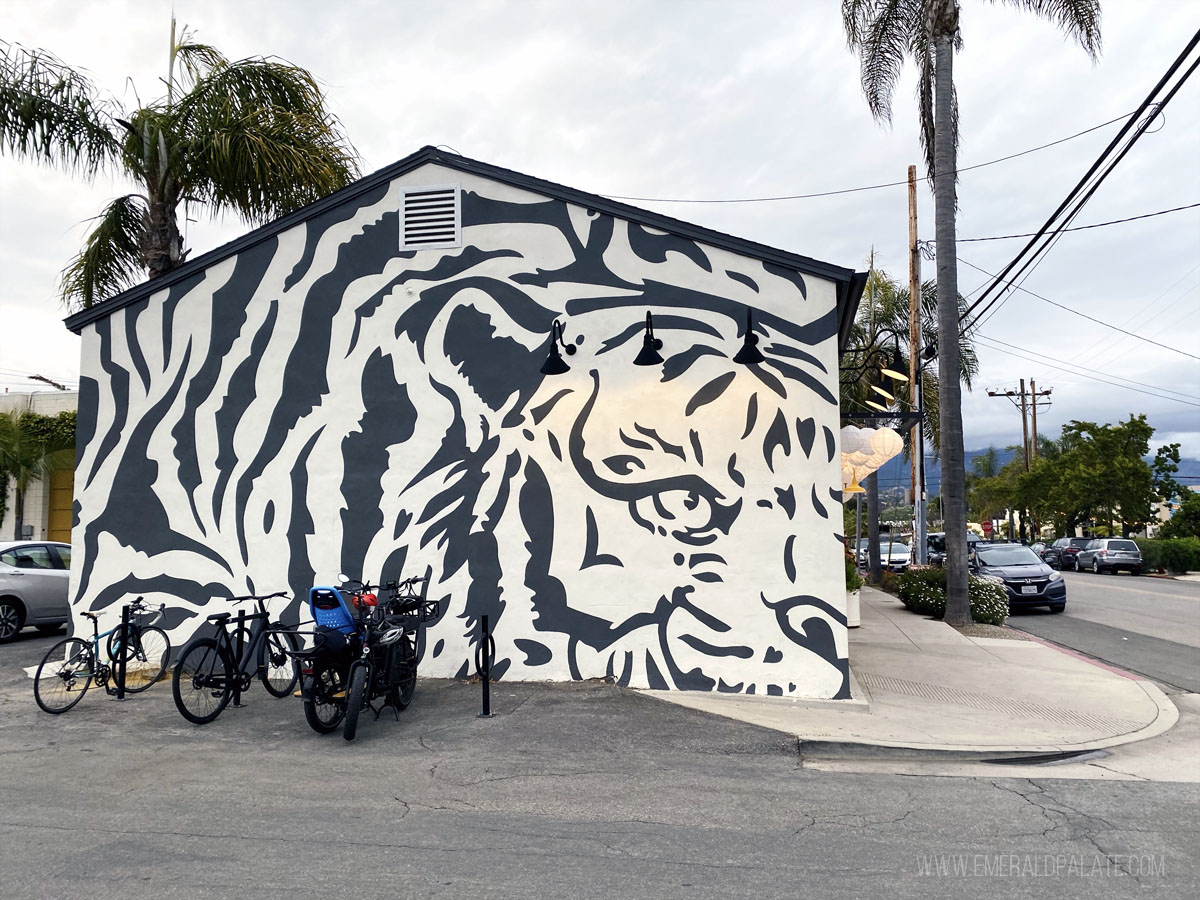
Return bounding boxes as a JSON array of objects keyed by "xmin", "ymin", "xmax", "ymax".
[
  {"xmin": 1, "ymin": 630, "xmax": 1197, "ymax": 900},
  {"xmin": 1009, "ymin": 573, "xmax": 1200, "ymax": 693}
]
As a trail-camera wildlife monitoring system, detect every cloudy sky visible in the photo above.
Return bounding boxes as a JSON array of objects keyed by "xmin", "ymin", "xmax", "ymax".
[{"xmin": 2, "ymin": 0, "xmax": 1197, "ymax": 459}]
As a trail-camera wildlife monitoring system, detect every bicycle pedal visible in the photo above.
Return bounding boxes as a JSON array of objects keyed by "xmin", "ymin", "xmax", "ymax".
[
  {"xmin": 293, "ymin": 689, "xmax": 304, "ymax": 697},
  {"xmin": 331, "ymin": 690, "xmax": 347, "ymax": 699}
]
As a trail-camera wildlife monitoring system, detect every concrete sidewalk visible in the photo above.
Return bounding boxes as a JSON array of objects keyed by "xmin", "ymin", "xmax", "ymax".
[{"xmin": 646, "ymin": 586, "xmax": 1178, "ymax": 754}]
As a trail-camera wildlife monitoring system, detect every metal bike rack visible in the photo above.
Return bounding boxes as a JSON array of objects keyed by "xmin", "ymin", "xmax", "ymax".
[
  {"xmin": 474, "ymin": 614, "xmax": 496, "ymax": 719},
  {"xmin": 231, "ymin": 609, "xmax": 247, "ymax": 707},
  {"xmin": 111, "ymin": 603, "xmax": 130, "ymax": 701}
]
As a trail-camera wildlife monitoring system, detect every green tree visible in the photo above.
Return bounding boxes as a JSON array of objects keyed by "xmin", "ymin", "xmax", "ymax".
[
  {"xmin": 0, "ymin": 406, "xmax": 75, "ymax": 539},
  {"xmin": 1160, "ymin": 490, "xmax": 1200, "ymax": 539},
  {"xmin": 841, "ymin": 0, "xmax": 1102, "ymax": 624},
  {"xmin": 1, "ymin": 19, "xmax": 359, "ymax": 310}
]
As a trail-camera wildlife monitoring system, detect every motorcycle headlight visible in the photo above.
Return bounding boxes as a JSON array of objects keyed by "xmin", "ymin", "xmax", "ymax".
[{"xmin": 1048, "ymin": 571, "xmax": 1062, "ymax": 582}]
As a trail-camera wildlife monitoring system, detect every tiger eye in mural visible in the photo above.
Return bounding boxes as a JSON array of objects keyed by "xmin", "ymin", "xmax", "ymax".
[{"xmin": 69, "ymin": 170, "xmax": 851, "ymax": 699}]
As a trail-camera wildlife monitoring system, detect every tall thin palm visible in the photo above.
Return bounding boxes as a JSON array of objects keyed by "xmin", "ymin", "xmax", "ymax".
[
  {"xmin": 841, "ymin": 0, "xmax": 1101, "ymax": 624},
  {"xmin": 0, "ymin": 18, "xmax": 359, "ymax": 310}
]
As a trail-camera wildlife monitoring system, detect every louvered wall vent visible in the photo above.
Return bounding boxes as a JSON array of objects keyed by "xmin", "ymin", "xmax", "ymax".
[{"xmin": 399, "ymin": 184, "xmax": 461, "ymax": 250}]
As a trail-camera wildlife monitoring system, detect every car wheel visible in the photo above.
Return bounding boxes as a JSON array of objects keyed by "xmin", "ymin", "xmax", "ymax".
[
  {"xmin": 1131, "ymin": 568, "xmax": 1141, "ymax": 576},
  {"xmin": 1072, "ymin": 558, "xmax": 1080, "ymax": 572},
  {"xmin": 1093, "ymin": 560, "xmax": 1101, "ymax": 574},
  {"xmin": 36, "ymin": 623, "xmax": 65, "ymax": 636},
  {"xmin": 0, "ymin": 599, "xmax": 24, "ymax": 642},
  {"xmin": 1049, "ymin": 604, "xmax": 1066, "ymax": 613}
]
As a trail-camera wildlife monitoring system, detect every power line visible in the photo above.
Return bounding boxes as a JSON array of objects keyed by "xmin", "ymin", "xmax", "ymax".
[
  {"xmin": 958, "ymin": 202, "xmax": 1200, "ymax": 242},
  {"xmin": 974, "ymin": 335, "xmax": 1200, "ymax": 407},
  {"xmin": 958, "ymin": 257, "xmax": 1200, "ymax": 362},
  {"xmin": 601, "ymin": 113, "xmax": 1132, "ymax": 204},
  {"xmin": 961, "ymin": 29, "xmax": 1200, "ymax": 330}
]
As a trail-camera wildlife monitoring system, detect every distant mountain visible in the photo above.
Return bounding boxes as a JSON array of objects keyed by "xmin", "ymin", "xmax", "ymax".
[{"xmin": 869, "ymin": 449, "xmax": 1200, "ymax": 501}]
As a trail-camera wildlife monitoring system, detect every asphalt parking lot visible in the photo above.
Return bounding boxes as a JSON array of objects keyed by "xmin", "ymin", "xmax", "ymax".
[{"xmin": 2, "ymin": 628, "xmax": 1197, "ymax": 900}]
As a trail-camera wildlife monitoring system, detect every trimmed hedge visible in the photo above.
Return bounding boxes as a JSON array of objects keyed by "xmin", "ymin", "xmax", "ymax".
[
  {"xmin": 1134, "ymin": 538, "xmax": 1200, "ymax": 575},
  {"xmin": 896, "ymin": 566, "xmax": 1009, "ymax": 626}
]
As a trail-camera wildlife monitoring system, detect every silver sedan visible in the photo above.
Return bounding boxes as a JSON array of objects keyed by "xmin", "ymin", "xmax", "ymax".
[{"xmin": 0, "ymin": 541, "xmax": 72, "ymax": 641}]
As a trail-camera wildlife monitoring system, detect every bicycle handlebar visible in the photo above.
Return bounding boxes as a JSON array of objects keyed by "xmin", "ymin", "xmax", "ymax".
[{"xmin": 226, "ymin": 591, "xmax": 289, "ymax": 604}]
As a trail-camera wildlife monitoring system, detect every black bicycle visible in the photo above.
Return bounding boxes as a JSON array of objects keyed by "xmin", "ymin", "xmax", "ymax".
[
  {"xmin": 343, "ymin": 575, "xmax": 434, "ymax": 741},
  {"xmin": 171, "ymin": 591, "xmax": 300, "ymax": 724},
  {"xmin": 33, "ymin": 598, "xmax": 170, "ymax": 713}
]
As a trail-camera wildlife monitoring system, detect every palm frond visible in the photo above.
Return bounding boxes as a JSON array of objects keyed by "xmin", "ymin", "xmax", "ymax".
[
  {"xmin": 0, "ymin": 40, "xmax": 120, "ymax": 177},
  {"xmin": 842, "ymin": 0, "xmax": 924, "ymax": 125},
  {"xmin": 992, "ymin": 0, "xmax": 1102, "ymax": 58},
  {"xmin": 169, "ymin": 57, "xmax": 360, "ymax": 222},
  {"xmin": 59, "ymin": 194, "xmax": 148, "ymax": 310}
]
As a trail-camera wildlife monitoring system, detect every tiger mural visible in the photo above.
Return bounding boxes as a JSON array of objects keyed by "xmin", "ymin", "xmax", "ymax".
[{"xmin": 67, "ymin": 154, "xmax": 853, "ymax": 698}]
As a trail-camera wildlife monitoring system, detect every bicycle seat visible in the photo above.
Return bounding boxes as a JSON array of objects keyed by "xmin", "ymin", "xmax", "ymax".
[
  {"xmin": 207, "ymin": 612, "xmax": 233, "ymax": 623},
  {"xmin": 81, "ymin": 611, "xmax": 99, "ymax": 621}
]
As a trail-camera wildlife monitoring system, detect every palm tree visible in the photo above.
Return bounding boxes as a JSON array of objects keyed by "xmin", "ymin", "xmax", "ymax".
[
  {"xmin": 0, "ymin": 18, "xmax": 359, "ymax": 310},
  {"xmin": 841, "ymin": 0, "xmax": 1101, "ymax": 624},
  {"xmin": 0, "ymin": 404, "xmax": 74, "ymax": 542},
  {"xmin": 841, "ymin": 264, "xmax": 978, "ymax": 582}
]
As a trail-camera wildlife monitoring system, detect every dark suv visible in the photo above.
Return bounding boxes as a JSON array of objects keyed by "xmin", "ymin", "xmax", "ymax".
[
  {"xmin": 1043, "ymin": 537, "xmax": 1091, "ymax": 570},
  {"xmin": 1075, "ymin": 538, "xmax": 1143, "ymax": 575},
  {"xmin": 969, "ymin": 542, "xmax": 1066, "ymax": 613}
]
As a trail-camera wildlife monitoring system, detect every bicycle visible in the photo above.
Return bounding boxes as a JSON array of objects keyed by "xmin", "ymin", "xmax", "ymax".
[
  {"xmin": 105, "ymin": 598, "xmax": 171, "ymax": 693},
  {"xmin": 343, "ymin": 575, "xmax": 435, "ymax": 741},
  {"xmin": 33, "ymin": 597, "xmax": 170, "ymax": 714},
  {"xmin": 171, "ymin": 591, "xmax": 300, "ymax": 724}
]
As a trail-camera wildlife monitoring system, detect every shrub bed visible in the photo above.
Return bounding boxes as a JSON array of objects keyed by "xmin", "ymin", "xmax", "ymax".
[
  {"xmin": 896, "ymin": 566, "xmax": 1008, "ymax": 625},
  {"xmin": 1134, "ymin": 538, "xmax": 1200, "ymax": 574}
]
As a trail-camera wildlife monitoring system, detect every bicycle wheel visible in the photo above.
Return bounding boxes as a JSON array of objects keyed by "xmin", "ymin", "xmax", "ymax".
[
  {"xmin": 34, "ymin": 638, "xmax": 94, "ymax": 714},
  {"xmin": 391, "ymin": 634, "xmax": 418, "ymax": 709},
  {"xmin": 303, "ymin": 662, "xmax": 345, "ymax": 734},
  {"xmin": 172, "ymin": 638, "xmax": 233, "ymax": 724},
  {"xmin": 259, "ymin": 627, "xmax": 300, "ymax": 698},
  {"xmin": 343, "ymin": 664, "xmax": 368, "ymax": 742},
  {"xmin": 116, "ymin": 626, "xmax": 170, "ymax": 693}
]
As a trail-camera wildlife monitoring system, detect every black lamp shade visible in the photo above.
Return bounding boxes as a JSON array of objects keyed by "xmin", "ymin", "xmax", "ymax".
[
  {"xmin": 633, "ymin": 311, "xmax": 664, "ymax": 366},
  {"xmin": 733, "ymin": 307, "xmax": 765, "ymax": 365},
  {"xmin": 540, "ymin": 344, "xmax": 571, "ymax": 375},
  {"xmin": 633, "ymin": 337, "xmax": 664, "ymax": 366},
  {"xmin": 881, "ymin": 346, "xmax": 909, "ymax": 383}
]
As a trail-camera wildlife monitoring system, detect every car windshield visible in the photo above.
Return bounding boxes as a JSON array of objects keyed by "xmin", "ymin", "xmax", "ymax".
[
  {"xmin": 1108, "ymin": 540, "xmax": 1138, "ymax": 551},
  {"xmin": 975, "ymin": 545, "xmax": 1043, "ymax": 567},
  {"xmin": 1069, "ymin": 538, "xmax": 1091, "ymax": 547},
  {"xmin": 880, "ymin": 544, "xmax": 910, "ymax": 555}
]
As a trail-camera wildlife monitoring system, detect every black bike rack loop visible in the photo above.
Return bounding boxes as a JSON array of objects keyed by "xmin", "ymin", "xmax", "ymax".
[
  {"xmin": 474, "ymin": 614, "xmax": 497, "ymax": 719},
  {"xmin": 112, "ymin": 602, "xmax": 130, "ymax": 701}
]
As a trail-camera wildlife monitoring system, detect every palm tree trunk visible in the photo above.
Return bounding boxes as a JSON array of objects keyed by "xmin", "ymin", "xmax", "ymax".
[
  {"xmin": 13, "ymin": 486, "xmax": 24, "ymax": 541},
  {"xmin": 932, "ymin": 14, "xmax": 970, "ymax": 626},
  {"xmin": 144, "ymin": 192, "xmax": 182, "ymax": 278}
]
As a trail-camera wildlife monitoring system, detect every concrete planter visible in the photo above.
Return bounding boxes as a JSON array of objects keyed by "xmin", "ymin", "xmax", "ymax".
[{"xmin": 846, "ymin": 589, "xmax": 861, "ymax": 628}]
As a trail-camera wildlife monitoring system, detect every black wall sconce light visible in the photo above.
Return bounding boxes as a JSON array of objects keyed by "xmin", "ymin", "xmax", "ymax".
[
  {"xmin": 632, "ymin": 311, "xmax": 664, "ymax": 366},
  {"xmin": 732, "ymin": 307, "xmax": 765, "ymax": 365},
  {"xmin": 540, "ymin": 320, "xmax": 578, "ymax": 375}
]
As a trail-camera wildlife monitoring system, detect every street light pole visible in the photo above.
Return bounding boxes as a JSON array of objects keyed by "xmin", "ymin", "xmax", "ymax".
[{"xmin": 907, "ymin": 165, "xmax": 927, "ymax": 564}]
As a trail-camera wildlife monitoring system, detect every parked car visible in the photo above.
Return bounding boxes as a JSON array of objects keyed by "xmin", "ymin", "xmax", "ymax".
[
  {"xmin": 1030, "ymin": 541, "xmax": 1047, "ymax": 559},
  {"xmin": 876, "ymin": 542, "xmax": 911, "ymax": 573},
  {"xmin": 1075, "ymin": 538, "xmax": 1143, "ymax": 575},
  {"xmin": 1043, "ymin": 536, "xmax": 1092, "ymax": 570},
  {"xmin": 969, "ymin": 542, "xmax": 1066, "ymax": 613},
  {"xmin": 926, "ymin": 531, "xmax": 982, "ymax": 567},
  {"xmin": 0, "ymin": 541, "xmax": 72, "ymax": 641}
]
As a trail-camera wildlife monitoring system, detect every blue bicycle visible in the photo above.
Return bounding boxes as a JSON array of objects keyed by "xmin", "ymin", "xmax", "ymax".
[{"xmin": 33, "ymin": 598, "xmax": 171, "ymax": 714}]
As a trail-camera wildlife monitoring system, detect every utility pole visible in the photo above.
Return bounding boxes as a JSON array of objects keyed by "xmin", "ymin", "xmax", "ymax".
[
  {"xmin": 987, "ymin": 380, "xmax": 1053, "ymax": 541},
  {"xmin": 907, "ymin": 165, "xmax": 927, "ymax": 564},
  {"xmin": 1020, "ymin": 378, "xmax": 1030, "ymax": 472}
]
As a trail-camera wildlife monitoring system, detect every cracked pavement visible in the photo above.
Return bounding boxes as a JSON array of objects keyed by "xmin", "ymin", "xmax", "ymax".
[{"xmin": 0, "ymin": 633, "xmax": 1196, "ymax": 899}]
